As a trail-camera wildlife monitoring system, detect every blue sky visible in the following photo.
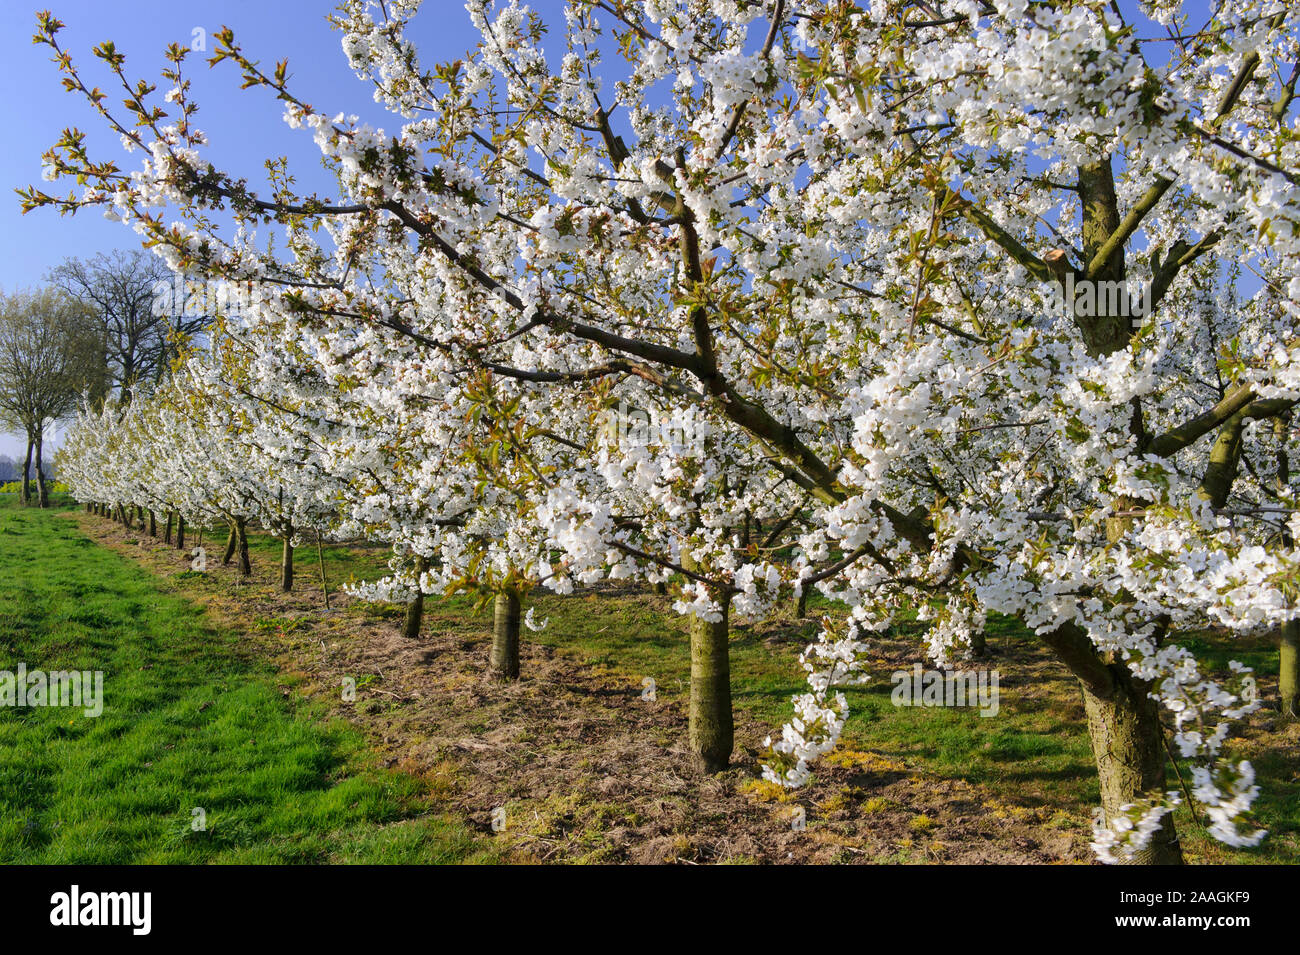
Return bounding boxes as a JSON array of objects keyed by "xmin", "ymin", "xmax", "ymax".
[{"xmin": 0, "ymin": 0, "xmax": 513, "ymax": 455}]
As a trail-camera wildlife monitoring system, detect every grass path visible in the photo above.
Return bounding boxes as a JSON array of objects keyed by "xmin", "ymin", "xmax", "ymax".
[{"xmin": 0, "ymin": 500, "xmax": 493, "ymax": 863}]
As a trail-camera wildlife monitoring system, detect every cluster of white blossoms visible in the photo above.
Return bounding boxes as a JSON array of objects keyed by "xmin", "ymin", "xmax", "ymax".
[
  {"xmin": 1090, "ymin": 797, "xmax": 1182, "ymax": 865},
  {"xmin": 763, "ymin": 619, "xmax": 872, "ymax": 786},
  {"xmin": 32, "ymin": 0, "xmax": 1300, "ymax": 861}
]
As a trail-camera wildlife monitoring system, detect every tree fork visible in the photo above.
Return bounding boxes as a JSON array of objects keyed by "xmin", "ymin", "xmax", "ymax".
[{"xmin": 1062, "ymin": 154, "xmax": 1180, "ymax": 863}]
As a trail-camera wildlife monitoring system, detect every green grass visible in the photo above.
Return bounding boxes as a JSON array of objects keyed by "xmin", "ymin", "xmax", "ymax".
[
  {"xmin": 0, "ymin": 500, "xmax": 493, "ymax": 864},
  {"xmin": 48, "ymin": 504, "xmax": 1298, "ymax": 864}
]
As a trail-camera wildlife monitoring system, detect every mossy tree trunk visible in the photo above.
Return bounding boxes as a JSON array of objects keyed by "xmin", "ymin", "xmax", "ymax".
[
  {"xmin": 687, "ymin": 598, "xmax": 734, "ymax": 774},
  {"xmin": 1080, "ymin": 665, "xmax": 1183, "ymax": 864},
  {"xmin": 222, "ymin": 521, "xmax": 238, "ymax": 565},
  {"xmin": 1275, "ymin": 419, "xmax": 1298, "ymax": 721},
  {"xmin": 280, "ymin": 529, "xmax": 294, "ymax": 592},
  {"xmin": 1035, "ymin": 157, "xmax": 1181, "ymax": 864},
  {"xmin": 677, "ymin": 550, "xmax": 735, "ymax": 774},
  {"xmin": 403, "ymin": 588, "xmax": 426, "ymax": 640},
  {"xmin": 1282, "ymin": 621, "xmax": 1300, "ymax": 722},
  {"xmin": 235, "ymin": 518, "xmax": 251, "ymax": 576},
  {"xmin": 488, "ymin": 590, "xmax": 521, "ymax": 681},
  {"xmin": 1044, "ymin": 623, "xmax": 1182, "ymax": 865},
  {"xmin": 403, "ymin": 558, "xmax": 430, "ymax": 640}
]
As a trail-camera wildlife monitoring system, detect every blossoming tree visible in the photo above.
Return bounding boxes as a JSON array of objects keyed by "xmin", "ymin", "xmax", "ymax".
[{"xmin": 28, "ymin": 0, "xmax": 1300, "ymax": 862}]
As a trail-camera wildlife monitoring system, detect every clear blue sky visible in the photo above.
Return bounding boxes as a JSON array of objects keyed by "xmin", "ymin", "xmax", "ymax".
[{"xmin": 0, "ymin": 0, "xmax": 514, "ymax": 456}]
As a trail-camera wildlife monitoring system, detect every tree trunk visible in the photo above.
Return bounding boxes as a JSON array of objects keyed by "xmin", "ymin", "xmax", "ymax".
[
  {"xmin": 222, "ymin": 521, "xmax": 238, "ymax": 565},
  {"xmin": 1080, "ymin": 666, "xmax": 1183, "ymax": 864},
  {"xmin": 280, "ymin": 534, "xmax": 294, "ymax": 592},
  {"xmin": 969, "ymin": 629, "xmax": 987, "ymax": 658},
  {"xmin": 34, "ymin": 432, "xmax": 48, "ymax": 508},
  {"xmin": 687, "ymin": 599, "xmax": 735, "ymax": 774},
  {"xmin": 148, "ymin": 510, "xmax": 157, "ymax": 537},
  {"xmin": 1275, "ymin": 421, "xmax": 1298, "ymax": 722},
  {"xmin": 403, "ymin": 588, "xmax": 426, "ymax": 640},
  {"xmin": 403, "ymin": 558, "xmax": 430, "ymax": 640},
  {"xmin": 488, "ymin": 590, "xmax": 521, "ymax": 681},
  {"xmin": 316, "ymin": 533, "xmax": 331, "ymax": 610},
  {"xmin": 20, "ymin": 434, "xmax": 32, "ymax": 506},
  {"xmin": 1281, "ymin": 620, "xmax": 1300, "ymax": 722},
  {"xmin": 163, "ymin": 511, "xmax": 173, "ymax": 544},
  {"xmin": 176, "ymin": 516, "xmax": 185, "ymax": 550},
  {"xmin": 1063, "ymin": 152, "xmax": 1181, "ymax": 862},
  {"xmin": 235, "ymin": 518, "xmax": 251, "ymax": 576}
]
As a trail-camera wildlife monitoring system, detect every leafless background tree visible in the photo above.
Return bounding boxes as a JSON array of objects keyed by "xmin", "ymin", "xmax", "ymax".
[
  {"xmin": 50, "ymin": 249, "xmax": 210, "ymax": 403},
  {"xmin": 0, "ymin": 287, "xmax": 106, "ymax": 505}
]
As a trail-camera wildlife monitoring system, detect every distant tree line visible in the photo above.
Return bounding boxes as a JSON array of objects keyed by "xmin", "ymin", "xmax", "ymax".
[
  {"xmin": 0, "ymin": 454, "xmax": 53, "ymax": 484},
  {"xmin": 0, "ymin": 249, "xmax": 211, "ymax": 506}
]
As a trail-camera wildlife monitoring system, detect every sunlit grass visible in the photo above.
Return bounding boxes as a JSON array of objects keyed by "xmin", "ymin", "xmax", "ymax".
[{"xmin": 0, "ymin": 499, "xmax": 493, "ymax": 864}]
